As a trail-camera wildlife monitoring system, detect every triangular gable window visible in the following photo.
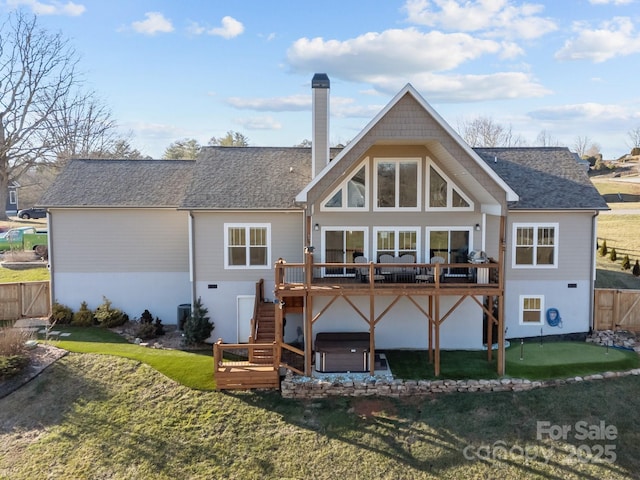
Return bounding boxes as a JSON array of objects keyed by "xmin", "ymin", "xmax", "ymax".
[
  {"xmin": 427, "ymin": 164, "xmax": 473, "ymax": 211},
  {"xmin": 321, "ymin": 162, "xmax": 368, "ymax": 211}
]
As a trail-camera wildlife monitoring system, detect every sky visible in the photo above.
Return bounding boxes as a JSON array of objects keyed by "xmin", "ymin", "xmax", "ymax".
[{"xmin": 3, "ymin": 0, "xmax": 640, "ymax": 159}]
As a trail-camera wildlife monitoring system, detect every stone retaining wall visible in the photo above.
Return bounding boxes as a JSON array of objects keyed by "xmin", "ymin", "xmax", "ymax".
[{"xmin": 281, "ymin": 368, "xmax": 640, "ymax": 399}]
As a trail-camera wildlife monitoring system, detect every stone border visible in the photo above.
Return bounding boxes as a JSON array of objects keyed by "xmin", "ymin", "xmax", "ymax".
[{"xmin": 281, "ymin": 369, "xmax": 640, "ymax": 399}]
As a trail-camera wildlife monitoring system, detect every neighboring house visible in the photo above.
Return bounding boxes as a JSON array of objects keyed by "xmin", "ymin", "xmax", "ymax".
[
  {"xmin": 6, "ymin": 181, "xmax": 19, "ymax": 216},
  {"xmin": 39, "ymin": 74, "xmax": 608, "ymax": 378}
]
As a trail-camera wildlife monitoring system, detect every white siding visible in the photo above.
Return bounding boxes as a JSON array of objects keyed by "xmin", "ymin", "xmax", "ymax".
[
  {"xmin": 50, "ymin": 208, "xmax": 190, "ymax": 272},
  {"xmin": 53, "ymin": 272, "xmax": 191, "ymax": 325},
  {"xmin": 310, "ymin": 295, "xmax": 483, "ymax": 350},
  {"xmin": 49, "ymin": 208, "xmax": 191, "ymax": 324}
]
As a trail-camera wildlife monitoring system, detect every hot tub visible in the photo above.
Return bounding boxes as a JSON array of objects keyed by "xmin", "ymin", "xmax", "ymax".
[{"xmin": 314, "ymin": 332, "xmax": 370, "ymax": 373}]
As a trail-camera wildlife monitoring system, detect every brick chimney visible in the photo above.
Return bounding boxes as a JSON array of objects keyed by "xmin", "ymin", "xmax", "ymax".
[{"xmin": 311, "ymin": 73, "xmax": 330, "ymax": 179}]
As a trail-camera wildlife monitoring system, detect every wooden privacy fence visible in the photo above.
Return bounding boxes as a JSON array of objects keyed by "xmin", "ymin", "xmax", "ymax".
[
  {"xmin": 594, "ymin": 288, "xmax": 640, "ymax": 332},
  {"xmin": 0, "ymin": 281, "xmax": 51, "ymax": 321}
]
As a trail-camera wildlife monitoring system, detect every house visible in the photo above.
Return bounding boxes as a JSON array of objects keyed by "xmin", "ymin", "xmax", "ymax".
[
  {"xmin": 38, "ymin": 74, "xmax": 608, "ymax": 382},
  {"xmin": 6, "ymin": 181, "xmax": 19, "ymax": 217}
]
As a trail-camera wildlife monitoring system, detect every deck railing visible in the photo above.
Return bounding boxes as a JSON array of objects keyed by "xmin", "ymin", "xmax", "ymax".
[{"xmin": 274, "ymin": 259, "xmax": 499, "ymax": 290}]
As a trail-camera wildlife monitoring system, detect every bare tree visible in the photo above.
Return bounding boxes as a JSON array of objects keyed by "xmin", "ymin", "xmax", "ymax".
[
  {"xmin": 458, "ymin": 116, "xmax": 526, "ymax": 147},
  {"xmin": 627, "ymin": 126, "xmax": 640, "ymax": 151},
  {"xmin": 0, "ymin": 12, "xmax": 79, "ymax": 219},
  {"xmin": 209, "ymin": 130, "xmax": 249, "ymax": 147},
  {"xmin": 573, "ymin": 136, "xmax": 591, "ymax": 158},
  {"xmin": 39, "ymin": 90, "xmax": 120, "ymax": 168},
  {"xmin": 535, "ymin": 130, "xmax": 563, "ymax": 147}
]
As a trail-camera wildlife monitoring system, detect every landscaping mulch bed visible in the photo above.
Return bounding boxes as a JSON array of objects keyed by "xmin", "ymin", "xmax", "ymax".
[{"xmin": 0, "ymin": 343, "xmax": 67, "ymax": 399}]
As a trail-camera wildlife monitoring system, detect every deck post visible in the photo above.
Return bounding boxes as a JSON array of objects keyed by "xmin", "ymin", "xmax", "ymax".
[
  {"xmin": 487, "ymin": 296, "xmax": 493, "ymax": 362},
  {"xmin": 304, "ymin": 249, "xmax": 314, "ymax": 376},
  {"xmin": 434, "ymin": 295, "xmax": 441, "ymax": 377},
  {"xmin": 369, "ymin": 284, "xmax": 375, "ymax": 376},
  {"xmin": 497, "ymin": 215, "xmax": 506, "ymax": 376},
  {"xmin": 428, "ymin": 295, "xmax": 433, "ymax": 364}
]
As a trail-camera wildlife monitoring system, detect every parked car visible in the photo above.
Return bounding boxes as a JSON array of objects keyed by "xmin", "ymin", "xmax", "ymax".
[{"xmin": 17, "ymin": 207, "xmax": 47, "ymax": 219}]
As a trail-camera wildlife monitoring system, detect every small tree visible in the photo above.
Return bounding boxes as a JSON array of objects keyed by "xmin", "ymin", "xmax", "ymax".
[
  {"xmin": 183, "ymin": 297, "xmax": 214, "ymax": 346},
  {"xmin": 610, "ymin": 248, "xmax": 617, "ymax": 262},
  {"xmin": 72, "ymin": 301, "xmax": 94, "ymax": 327},
  {"xmin": 633, "ymin": 260, "xmax": 640, "ymax": 277},
  {"xmin": 622, "ymin": 255, "xmax": 631, "ymax": 270},
  {"xmin": 50, "ymin": 302, "xmax": 73, "ymax": 325},
  {"xmin": 94, "ymin": 296, "xmax": 126, "ymax": 328},
  {"xmin": 599, "ymin": 239, "xmax": 608, "ymax": 257}
]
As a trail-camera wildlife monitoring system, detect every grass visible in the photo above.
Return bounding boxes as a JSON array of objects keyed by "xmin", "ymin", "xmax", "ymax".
[
  {"xmin": 385, "ymin": 349, "xmax": 498, "ymax": 380},
  {"xmin": 1, "ymin": 353, "xmax": 639, "ymax": 479},
  {"xmin": 49, "ymin": 326, "xmax": 216, "ymax": 390},
  {"xmin": 505, "ymin": 341, "xmax": 639, "ymax": 380}
]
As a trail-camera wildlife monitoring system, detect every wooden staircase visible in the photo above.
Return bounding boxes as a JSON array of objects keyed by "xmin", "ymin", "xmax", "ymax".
[{"xmin": 251, "ymin": 302, "xmax": 277, "ymax": 364}]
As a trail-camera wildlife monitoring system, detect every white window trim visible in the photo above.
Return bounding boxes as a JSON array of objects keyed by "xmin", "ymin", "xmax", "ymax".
[
  {"xmin": 8, "ymin": 190, "xmax": 16, "ymax": 205},
  {"xmin": 519, "ymin": 295, "xmax": 545, "ymax": 326},
  {"xmin": 373, "ymin": 227, "xmax": 421, "ymax": 261},
  {"xmin": 426, "ymin": 161, "xmax": 474, "ymax": 212},
  {"xmin": 320, "ymin": 159, "xmax": 369, "ymax": 211},
  {"xmin": 320, "ymin": 226, "xmax": 369, "ymax": 263},
  {"xmin": 512, "ymin": 222, "xmax": 559, "ymax": 269},
  {"xmin": 224, "ymin": 223, "xmax": 271, "ymax": 269},
  {"xmin": 425, "ymin": 226, "xmax": 474, "ymax": 263},
  {"xmin": 373, "ymin": 157, "xmax": 422, "ymax": 212}
]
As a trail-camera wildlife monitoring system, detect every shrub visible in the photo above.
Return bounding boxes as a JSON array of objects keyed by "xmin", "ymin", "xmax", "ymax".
[
  {"xmin": 50, "ymin": 302, "xmax": 74, "ymax": 325},
  {"xmin": 622, "ymin": 255, "xmax": 631, "ymax": 270},
  {"xmin": 610, "ymin": 247, "xmax": 617, "ymax": 262},
  {"xmin": 94, "ymin": 296, "xmax": 126, "ymax": 328},
  {"xmin": 634, "ymin": 260, "xmax": 640, "ymax": 277},
  {"xmin": 0, "ymin": 327, "xmax": 32, "ymax": 356},
  {"xmin": 72, "ymin": 301, "xmax": 94, "ymax": 326},
  {"xmin": 183, "ymin": 297, "xmax": 213, "ymax": 346},
  {"xmin": 0, "ymin": 355, "xmax": 28, "ymax": 380},
  {"xmin": 134, "ymin": 309, "xmax": 165, "ymax": 339},
  {"xmin": 599, "ymin": 239, "xmax": 608, "ymax": 257}
]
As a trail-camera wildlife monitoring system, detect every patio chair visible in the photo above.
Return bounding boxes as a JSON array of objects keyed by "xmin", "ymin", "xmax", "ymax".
[
  {"xmin": 416, "ymin": 256, "xmax": 445, "ymax": 283},
  {"xmin": 354, "ymin": 256, "xmax": 384, "ymax": 282},
  {"xmin": 378, "ymin": 254, "xmax": 396, "ymax": 275}
]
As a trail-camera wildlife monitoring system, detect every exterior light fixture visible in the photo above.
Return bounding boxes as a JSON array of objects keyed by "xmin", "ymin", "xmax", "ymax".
[
  {"xmin": 475, "ymin": 223, "xmax": 481, "ymax": 231},
  {"xmin": 314, "ymin": 223, "xmax": 320, "ymax": 231}
]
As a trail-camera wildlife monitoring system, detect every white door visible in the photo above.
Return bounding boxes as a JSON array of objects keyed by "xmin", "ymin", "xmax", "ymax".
[{"xmin": 237, "ymin": 295, "xmax": 255, "ymax": 343}]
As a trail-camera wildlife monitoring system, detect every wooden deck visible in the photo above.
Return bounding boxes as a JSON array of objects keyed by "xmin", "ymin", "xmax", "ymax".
[{"xmin": 213, "ymin": 341, "xmax": 281, "ymax": 390}]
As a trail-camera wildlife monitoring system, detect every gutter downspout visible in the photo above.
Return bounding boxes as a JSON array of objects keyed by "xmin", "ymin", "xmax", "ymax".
[
  {"xmin": 590, "ymin": 210, "xmax": 599, "ymax": 331},
  {"xmin": 47, "ymin": 211, "xmax": 54, "ymax": 312},
  {"xmin": 188, "ymin": 212, "xmax": 196, "ymax": 310}
]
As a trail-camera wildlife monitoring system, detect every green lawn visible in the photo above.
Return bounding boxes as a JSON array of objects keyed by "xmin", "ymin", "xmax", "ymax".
[
  {"xmin": 1, "ymin": 353, "xmax": 639, "ymax": 479},
  {"xmin": 50, "ymin": 326, "xmax": 216, "ymax": 390},
  {"xmin": 505, "ymin": 341, "xmax": 639, "ymax": 380}
]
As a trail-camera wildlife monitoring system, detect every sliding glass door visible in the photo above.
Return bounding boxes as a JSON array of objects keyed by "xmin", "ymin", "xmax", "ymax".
[{"xmin": 323, "ymin": 228, "xmax": 366, "ymax": 276}]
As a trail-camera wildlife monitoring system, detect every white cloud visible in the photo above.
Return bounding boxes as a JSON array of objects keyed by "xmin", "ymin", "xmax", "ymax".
[
  {"xmin": 555, "ymin": 17, "xmax": 640, "ymax": 62},
  {"xmin": 210, "ymin": 16, "xmax": 244, "ymax": 39},
  {"xmin": 287, "ymin": 28, "xmax": 508, "ymax": 79},
  {"xmin": 7, "ymin": 0, "xmax": 85, "ymax": 16},
  {"xmin": 589, "ymin": 0, "xmax": 633, "ymax": 5},
  {"xmin": 227, "ymin": 94, "xmax": 310, "ymax": 111},
  {"xmin": 131, "ymin": 12, "xmax": 174, "ymax": 36},
  {"xmin": 234, "ymin": 116, "xmax": 282, "ymax": 130},
  {"xmin": 372, "ymin": 71, "xmax": 551, "ymax": 102},
  {"xmin": 528, "ymin": 103, "xmax": 635, "ymax": 122},
  {"xmin": 403, "ymin": 0, "xmax": 557, "ymax": 40}
]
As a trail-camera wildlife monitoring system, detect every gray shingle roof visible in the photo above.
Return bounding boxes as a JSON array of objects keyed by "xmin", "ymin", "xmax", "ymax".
[
  {"xmin": 181, "ymin": 147, "xmax": 340, "ymax": 209},
  {"xmin": 475, "ymin": 147, "xmax": 609, "ymax": 210},
  {"xmin": 38, "ymin": 159, "xmax": 194, "ymax": 208}
]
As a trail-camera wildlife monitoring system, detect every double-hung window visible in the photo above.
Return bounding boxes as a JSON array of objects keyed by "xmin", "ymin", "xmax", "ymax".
[
  {"xmin": 225, "ymin": 224, "xmax": 270, "ymax": 268},
  {"xmin": 520, "ymin": 295, "xmax": 544, "ymax": 325},
  {"xmin": 513, "ymin": 223, "xmax": 558, "ymax": 268}
]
